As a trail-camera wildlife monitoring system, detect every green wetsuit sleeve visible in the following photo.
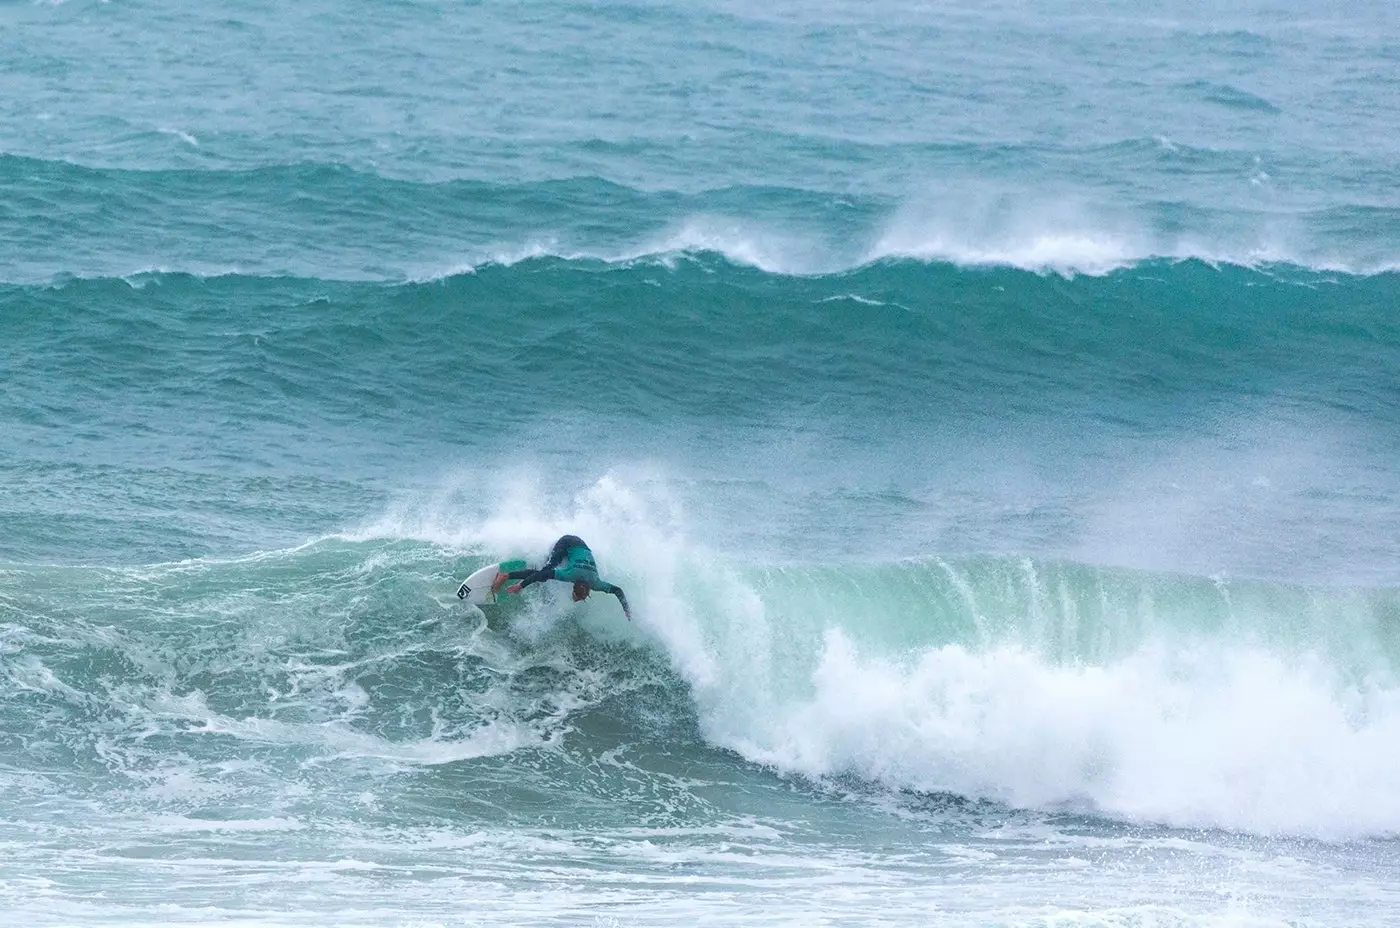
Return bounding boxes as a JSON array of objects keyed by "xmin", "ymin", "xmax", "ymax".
[{"xmin": 595, "ymin": 581, "xmax": 630, "ymax": 618}]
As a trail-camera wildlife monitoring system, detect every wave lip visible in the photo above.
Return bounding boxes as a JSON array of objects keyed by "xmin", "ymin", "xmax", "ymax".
[{"xmin": 1185, "ymin": 80, "xmax": 1282, "ymax": 113}]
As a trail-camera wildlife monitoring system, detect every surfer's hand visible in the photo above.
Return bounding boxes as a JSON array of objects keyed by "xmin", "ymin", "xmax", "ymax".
[{"xmin": 507, "ymin": 583, "xmax": 523, "ymax": 594}]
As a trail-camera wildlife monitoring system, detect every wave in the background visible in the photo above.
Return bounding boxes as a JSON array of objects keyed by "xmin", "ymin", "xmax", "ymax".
[
  {"xmin": 8, "ymin": 154, "xmax": 1400, "ymax": 282},
  {"xmin": 4, "ymin": 255, "xmax": 1399, "ymax": 583}
]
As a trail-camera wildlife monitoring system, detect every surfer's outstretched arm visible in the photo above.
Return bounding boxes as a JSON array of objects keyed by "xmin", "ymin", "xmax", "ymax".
[{"xmin": 598, "ymin": 582, "xmax": 631, "ymax": 621}]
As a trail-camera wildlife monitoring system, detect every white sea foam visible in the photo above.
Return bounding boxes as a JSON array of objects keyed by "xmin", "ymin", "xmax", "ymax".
[
  {"xmin": 868, "ymin": 190, "xmax": 1148, "ymax": 275},
  {"xmin": 720, "ymin": 631, "xmax": 1400, "ymax": 838},
  {"xmin": 155, "ymin": 127, "xmax": 199, "ymax": 147},
  {"xmin": 145, "ymin": 687, "xmax": 544, "ymax": 765}
]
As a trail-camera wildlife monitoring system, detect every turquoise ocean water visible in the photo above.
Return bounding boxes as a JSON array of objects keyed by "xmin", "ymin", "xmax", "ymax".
[{"xmin": 3, "ymin": 1, "xmax": 1400, "ymax": 925}]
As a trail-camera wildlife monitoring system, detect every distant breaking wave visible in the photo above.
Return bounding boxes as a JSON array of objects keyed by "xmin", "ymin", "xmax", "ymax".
[{"xmin": 5, "ymin": 152, "xmax": 1400, "ymax": 283}]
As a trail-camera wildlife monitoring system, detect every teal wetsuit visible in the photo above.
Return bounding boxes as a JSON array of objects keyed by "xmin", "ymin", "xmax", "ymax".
[{"xmin": 506, "ymin": 535, "xmax": 630, "ymax": 616}]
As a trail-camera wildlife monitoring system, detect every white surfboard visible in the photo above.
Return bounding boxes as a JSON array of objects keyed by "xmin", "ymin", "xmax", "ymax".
[{"xmin": 456, "ymin": 559, "xmax": 528, "ymax": 605}]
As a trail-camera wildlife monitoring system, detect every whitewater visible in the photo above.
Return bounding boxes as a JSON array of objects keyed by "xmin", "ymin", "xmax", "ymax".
[{"xmin": 3, "ymin": 1, "xmax": 1400, "ymax": 926}]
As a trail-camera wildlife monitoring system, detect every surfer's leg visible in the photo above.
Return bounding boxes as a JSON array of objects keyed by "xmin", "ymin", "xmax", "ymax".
[
  {"xmin": 512, "ymin": 567, "xmax": 556, "ymax": 588},
  {"xmin": 542, "ymin": 536, "xmax": 573, "ymax": 570},
  {"xmin": 494, "ymin": 566, "xmax": 553, "ymax": 594}
]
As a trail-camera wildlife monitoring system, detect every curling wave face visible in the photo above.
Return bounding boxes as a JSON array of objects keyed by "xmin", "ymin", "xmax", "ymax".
[{"xmin": 8, "ymin": 489, "xmax": 1399, "ymax": 842}]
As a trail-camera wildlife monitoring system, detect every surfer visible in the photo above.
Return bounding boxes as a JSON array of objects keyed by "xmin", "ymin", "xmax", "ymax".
[{"xmin": 492, "ymin": 534, "xmax": 632, "ymax": 620}]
